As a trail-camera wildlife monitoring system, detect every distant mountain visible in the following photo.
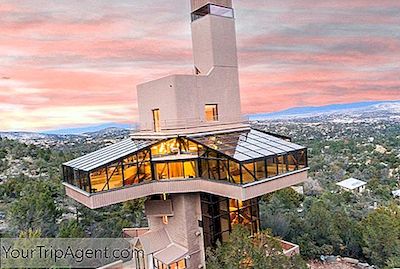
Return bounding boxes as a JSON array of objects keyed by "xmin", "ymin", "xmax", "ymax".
[
  {"xmin": 0, "ymin": 132, "xmax": 70, "ymax": 140},
  {"xmin": 42, "ymin": 122, "xmax": 132, "ymax": 135},
  {"xmin": 250, "ymin": 100, "xmax": 400, "ymax": 120}
]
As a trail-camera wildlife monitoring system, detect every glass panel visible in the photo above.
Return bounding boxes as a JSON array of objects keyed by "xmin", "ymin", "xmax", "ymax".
[
  {"xmin": 191, "ymin": 4, "xmax": 209, "ymax": 21},
  {"xmin": 151, "ymin": 139, "xmax": 180, "ymax": 158},
  {"xmin": 155, "ymin": 163, "xmax": 168, "ymax": 180},
  {"xmin": 255, "ymin": 160, "xmax": 266, "ymax": 180},
  {"xmin": 183, "ymin": 161, "xmax": 196, "ymax": 178},
  {"xmin": 242, "ymin": 162, "xmax": 255, "ymax": 184},
  {"xmin": 298, "ymin": 149, "xmax": 307, "ymax": 169},
  {"xmin": 169, "ymin": 162, "xmax": 184, "ymax": 179},
  {"xmin": 233, "ymin": 152, "xmax": 250, "ymax": 162},
  {"xmin": 277, "ymin": 155, "xmax": 287, "ymax": 174},
  {"xmin": 205, "ymin": 104, "xmax": 218, "ymax": 121},
  {"xmin": 137, "ymin": 150, "xmax": 150, "ymax": 161},
  {"xmin": 90, "ymin": 167, "xmax": 108, "ymax": 192},
  {"xmin": 210, "ymin": 4, "xmax": 233, "ymax": 17},
  {"xmin": 228, "ymin": 160, "xmax": 241, "ymax": 184},
  {"xmin": 219, "ymin": 199, "xmax": 229, "ymax": 212},
  {"xmin": 240, "ymin": 207, "xmax": 252, "ymax": 227},
  {"xmin": 229, "ymin": 199, "xmax": 239, "ymax": 212},
  {"xmin": 267, "ymin": 157, "xmax": 278, "ymax": 177},
  {"xmin": 138, "ymin": 161, "xmax": 152, "ymax": 181},
  {"xmin": 108, "ymin": 165, "xmax": 123, "ymax": 189},
  {"xmin": 123, "ymin": 163, "xmax": 138, "ymax": 185},
  {"xmin": 123, "ymin": 153, "xmax": 137, "ymax": 164},
  {"xmin": 220, "ymin": 214, "xmax": 230, "ymax": 233},
  {"xmin": 208, "ymin": 159, "xmax": 219, "ymax": 180},
  {"xmin": 177, "ymin": 259, "xmax": 186, "ymax": 269},
  {"xmin": 287, "ymin": 152, "xmax": 297, "ymax": 172},
  {"xmin": 219, "ymin": 159, "xmax": 229, "ymax": 180},
  {"xmin": 200, "ymin": 159, "xmax": 209, "ymax": 178},
  {"xmin": 63, "ymin": 166, "xmax": 74, "ymax": 184},
  {"xmin": 180, "ymin": 139, "xmax": 199, "ymax": 155}
]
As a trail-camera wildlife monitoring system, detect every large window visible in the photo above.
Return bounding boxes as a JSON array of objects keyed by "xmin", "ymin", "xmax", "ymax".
[
  {"xmin": 154, "ymin": 161, "xmax": 197, "ymax": 180},
  {"xmin": 205, "ymin": 104, "xmax": 218, "ymax": 122}
]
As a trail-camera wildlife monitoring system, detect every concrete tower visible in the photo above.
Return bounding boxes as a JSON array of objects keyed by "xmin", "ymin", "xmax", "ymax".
[
  {"xmin": 137, "ymin": 0, "xmax": 242, "ymax": 135},
  {"xmin": 62, "ymin": 1, "xmax": 309, "ymax": 268}
]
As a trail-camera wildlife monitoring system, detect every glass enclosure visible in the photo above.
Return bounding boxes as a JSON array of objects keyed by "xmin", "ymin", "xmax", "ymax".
[
  {"xmin": 191, "ymin": 4, "xmax": 234, "ymax": 22},
  {"xmin": 201, "ymin": 193, "xmax": 260, "ymax": 248},
  {"xmin": 63, "ymin": 133, "xmax": 308, "ymax": 193}
]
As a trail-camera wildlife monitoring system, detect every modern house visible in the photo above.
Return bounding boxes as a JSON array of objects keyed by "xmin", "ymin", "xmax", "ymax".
[
  {"xmin": 62, "ymin": 1, "xmax": 309, "ymax": 268},
  {"xmin": 336, "ymin": 178, "xmax": 367, "ymax": 194}
]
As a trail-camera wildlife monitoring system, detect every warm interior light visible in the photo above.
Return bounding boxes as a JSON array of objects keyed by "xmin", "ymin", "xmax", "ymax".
[{"xmin": 162, "ymin": 216, "xmax": 169, "ymax": 224}]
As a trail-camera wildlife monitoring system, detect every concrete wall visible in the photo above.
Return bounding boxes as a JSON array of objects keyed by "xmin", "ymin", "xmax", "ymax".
[
  {"xmin": 192, "ymin": 15, "xmax": 238, "ymax": 73},
  {"xmin": 136, "ymin": 6, "xmax": 241, "ymax": 133},
  {"xmin": 137, "ymin": 67, "xmax": 241, "ymax": 132},
  {"xmin": 147, "ymin": 194, "xmax": 204, "ymax": 269}
]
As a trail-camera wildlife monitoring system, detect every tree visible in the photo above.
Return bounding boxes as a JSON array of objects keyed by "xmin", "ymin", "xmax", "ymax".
[
  {"xmin": 8, "ymin": 180, "xmax": 61, "ymax": 237},
  {"xmin": 361, "ymin": 204, "xmax": 400, "ymax": 267},
  {"xmin": 58, "ymin": 220, "xmax": 86, "ymax": 238},
  {"xmin": 206, "ymin": 226, "xmax": 307, "ymax": 269}
]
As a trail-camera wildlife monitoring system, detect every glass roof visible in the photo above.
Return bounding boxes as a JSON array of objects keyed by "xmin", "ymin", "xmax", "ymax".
[
  {"xmin": 64, "ymin": 139, "xmax": 159, "ymax": 171},
  {"xmin": 63, "ymin": 129, "xmax": 306, "ymax": 172},
  {"xmin": 189, "ymin": 129, "xmax": 305, "ymax": 162}
]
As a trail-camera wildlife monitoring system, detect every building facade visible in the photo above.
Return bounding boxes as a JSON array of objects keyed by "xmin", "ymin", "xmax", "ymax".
[{"xmin": 62, "ymin": 1, "xmax": 309, "ymax": 268}]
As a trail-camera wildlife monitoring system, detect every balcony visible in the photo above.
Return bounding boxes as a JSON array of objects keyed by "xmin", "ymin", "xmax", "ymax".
[
  {"xmin": 64, "ymin": 168, "xmax": 308, "ymax": 209},
  {"xmin": 138, "ymin": 116, "xmax": 249, "ymax": 135}
]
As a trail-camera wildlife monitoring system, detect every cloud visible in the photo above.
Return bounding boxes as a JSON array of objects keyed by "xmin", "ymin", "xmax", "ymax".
[{"xmin": 0, "ymin": 0, "xmax": 399, "ymax": 131}]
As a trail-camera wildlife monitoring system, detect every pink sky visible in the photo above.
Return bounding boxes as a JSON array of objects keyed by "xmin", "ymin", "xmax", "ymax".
[{"xmin": 1, "ymin": 0, "xmax": 399, "ymax": 131}]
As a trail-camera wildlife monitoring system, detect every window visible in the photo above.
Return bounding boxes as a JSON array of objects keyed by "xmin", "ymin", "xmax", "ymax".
[
  {"xmin": 210, "ymin": 5, "xmax": 234, "ymax": 18},
  {"xmin": 266, "ymin": 157, "xmax": 278, "ymax": 177},
  {"xmin": 191, "ymin": 4, "xmax": 234, "ymax": 21},
  {"xmin": 241, "ymin": 162, "xmax": 255, "ymax": 183},
  {"xmin": 205, "ymin": 104, "xmax": 218, "ymax": 121},
  {"xmin": 201, "ymin": 194, "xmax": 260, "ymax": 249},
  {"xmin": 277, "ymin": 155, "xmax": 287, "ymax": 174},
  {"xmin": 287, "ymin": 153, "xmax": 297, "ymax": 172},
  {"xmin": 152, "ymin": 109, "xmax": 161, "ymax": 132},
  {"xmin": 255, "ymin": 160, "xmax": 266, "ymax": 180}
]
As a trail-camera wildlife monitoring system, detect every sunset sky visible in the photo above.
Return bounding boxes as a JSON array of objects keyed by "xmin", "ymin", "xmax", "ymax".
[{"xmin": 1, "ymin": 0, "xmax": 399, "ymax": 131}]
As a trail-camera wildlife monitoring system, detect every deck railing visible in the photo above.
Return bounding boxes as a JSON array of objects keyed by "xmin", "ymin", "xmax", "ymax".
[{"xmin": 140, "ymin": 116, "xmax": 249, "ymax": 132}]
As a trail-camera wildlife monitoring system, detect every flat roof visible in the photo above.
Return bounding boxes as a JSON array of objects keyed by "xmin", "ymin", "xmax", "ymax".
[
  {"xmin": 336, "ymin": 178, "xmax": 367, "ymax": 190},
  {"xmin": 189, "ymin": 129, "xmax": 305, "ymax": 162}
]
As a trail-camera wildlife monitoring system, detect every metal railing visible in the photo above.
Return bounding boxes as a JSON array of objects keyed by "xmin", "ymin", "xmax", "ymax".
[{"xmin": 140, "ymin": 115, "xmax": 249, "ymax": 132}]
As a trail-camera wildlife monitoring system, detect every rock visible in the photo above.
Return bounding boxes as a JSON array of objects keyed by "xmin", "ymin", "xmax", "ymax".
[
  {"xmin": 375, "ymin": 145, "xmax": 387, "ymax": 154},
  {"xmin": 357, "ymin": 263, "xmax": 370, "ymax": 268},
  {"xmin": 325, "ymin": 256, "xmax": 338, "ymax": 263},
  {"xmin": 343, "ymin": 257, "xmax": 359, "ymax": 264}
]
